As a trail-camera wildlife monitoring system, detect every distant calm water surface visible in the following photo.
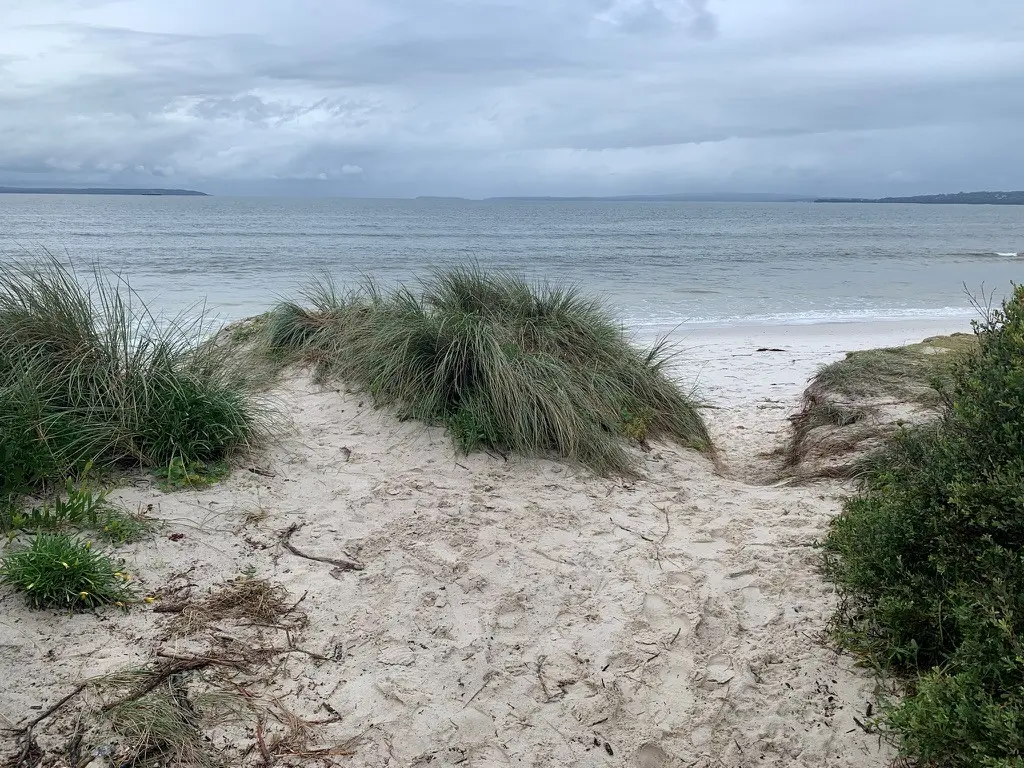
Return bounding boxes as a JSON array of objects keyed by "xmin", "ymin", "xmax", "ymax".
[{"xmin": 1, "ymin": 195, "xmax": 1022, "ymax": 337}]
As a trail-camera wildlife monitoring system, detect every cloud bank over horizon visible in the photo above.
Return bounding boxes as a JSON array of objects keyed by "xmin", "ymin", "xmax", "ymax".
[{"xmin": 1, "ymin": 0, "xmax": 1023, "ymax": 197}]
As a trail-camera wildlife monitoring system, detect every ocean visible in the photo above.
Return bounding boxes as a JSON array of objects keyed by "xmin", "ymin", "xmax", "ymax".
[{"xmin": 1, "ymin": 194, "xmax": 1022, "ymax": 338}]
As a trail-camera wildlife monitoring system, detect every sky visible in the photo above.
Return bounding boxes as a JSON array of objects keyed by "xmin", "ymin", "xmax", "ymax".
[{"xmin": 1, "ymin": 0, "xmax": 1023, "ymax": 198}]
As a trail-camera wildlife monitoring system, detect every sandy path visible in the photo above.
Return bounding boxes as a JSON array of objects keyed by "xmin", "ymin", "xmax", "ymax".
[{"xmin": 0, "ymin": 375, "xmax": 889, "ymax": 767}]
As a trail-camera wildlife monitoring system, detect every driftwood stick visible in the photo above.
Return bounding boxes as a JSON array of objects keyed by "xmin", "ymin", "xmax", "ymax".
[
  {"xmin": 7, "ymin": 682, "xmax": 88, "ymax": 734},
  {"xmin": 280, "ymin": 524, "xmax": 364, "ymax": 571}
]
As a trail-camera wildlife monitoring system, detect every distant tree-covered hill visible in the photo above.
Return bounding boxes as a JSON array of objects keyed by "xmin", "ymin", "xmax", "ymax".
[
  {"xmin": 0, "ymin": 187, "xmax": 208, "ymax": 196},
  {"xmin": 815, "ymin": 191, "xmax": 1024, "ymax": 205}
]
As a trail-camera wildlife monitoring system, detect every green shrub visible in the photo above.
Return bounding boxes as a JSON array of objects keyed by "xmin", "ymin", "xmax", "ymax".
[
  {"xmin": 0, "ymin": 257, "xmax": 266, "ymax": 500},
  {"xmin": 824, "ymin": 285, "xmax": 1024, "ymax": 766},
  {"xmin": 263, "ymin": 267, "xmax": 712, "ymax": 475},
  {"xmin": 1, "ymin": 533, "xmax": 135, "ymax": 609}
]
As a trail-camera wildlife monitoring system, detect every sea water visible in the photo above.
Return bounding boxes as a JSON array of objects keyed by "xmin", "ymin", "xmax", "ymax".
[{"xmin": 2, "ymin": 194, "xmax": 1022, "ymax": 339}]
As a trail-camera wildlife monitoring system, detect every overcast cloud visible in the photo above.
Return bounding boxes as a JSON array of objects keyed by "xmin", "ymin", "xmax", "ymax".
[{"xmin": 1, "ymin": 0, "xmax": 1022, "ymax": 197}]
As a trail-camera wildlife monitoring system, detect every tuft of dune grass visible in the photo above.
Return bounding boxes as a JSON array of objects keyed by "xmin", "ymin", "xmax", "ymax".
[
  {"xmin": 0, "ymin": 256, "xmax": 268, "ymax": 497},
  {"xmin": 809, "ymin": 333, "xmax": 977, "ymax": 404},
  {"xmin": 262, "ymin": 267, "xmax": 712, "ymax": 476},
  {"xmin": 785, "ymin": 333, "xmax": 978, "ymax": 479}
]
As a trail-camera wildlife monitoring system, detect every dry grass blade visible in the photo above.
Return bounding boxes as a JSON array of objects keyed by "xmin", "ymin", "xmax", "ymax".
[
  {"xmin": 105, "ymin": 677, "xmax": 249, "ymax": 767},
  {"xmin": 91, "ymin": 656, "xmax": 254, "ymax": 767}
]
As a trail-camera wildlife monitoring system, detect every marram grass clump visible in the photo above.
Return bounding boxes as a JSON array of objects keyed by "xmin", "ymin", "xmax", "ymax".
[
  {"xmin": 0, "ymin": 533, "xmax": 134, "ymax": 610},
  {"xmin": 0, "ymin": 257, "xmax": 267, "ymax": 499},
  {"xmin": 263, "ymin": 267, "xmax": 712, "ymax": 475},
  {"xmin": 823, "ymin": 285, "xmax": 1024, "ymax": 767}
]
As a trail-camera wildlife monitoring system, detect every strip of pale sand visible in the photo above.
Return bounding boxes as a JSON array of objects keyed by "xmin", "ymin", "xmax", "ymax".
[{"xmin": 669, "ymin": 317, "xmax": 974, "ymax": 405}]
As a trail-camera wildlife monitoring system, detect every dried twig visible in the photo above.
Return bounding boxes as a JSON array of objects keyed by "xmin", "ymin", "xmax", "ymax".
[
  {"xmin": 256, "ymin": 717, "xmax": 275, "ymax": 766},
  {"xmin": 535, "ymin": 656, "xmax": 553, "ymax": 702},
  {"xmin": 463, "ymin": 671, "xmax": 496, "ymax": 707},
  {"xmin": 281, "ymin": 523, "xmax": 364, "ymax": 571},
  {"xmin": 5, "ymin": 682, "xmax": 89, "ymax": 768},
  {"xmin": 612, "ymin": 521, "xmax": 655, "ymax": 542},
  {"xmin": 8, "ymin": 682, "xmax": 88, "ymax": 734},
  {"xmin": 153, "ymin": 601, "xmax": 190, "ymax": 614}
]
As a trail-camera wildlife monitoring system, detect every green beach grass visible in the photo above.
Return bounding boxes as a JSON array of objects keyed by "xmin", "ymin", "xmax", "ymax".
[
  {"xmin": 0, "ymin": 533, "xmax": 135, "ymax": 610},
  {"xmin": 0, "ymin": 257, "xmax": 268, "ymax": 502},
  {"xmin": 262, "ymin": 267, "xmax": 713, "ymax": 475}
]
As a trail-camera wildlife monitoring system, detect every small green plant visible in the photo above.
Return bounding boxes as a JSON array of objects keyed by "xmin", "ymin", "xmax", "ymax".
[
  {"xmin": 619, "ymin": 405, "xmax": 654, "ymax": 442},
  {"xmin": 2, "ymin": 479, "xmax": 152, "ymax": 544},
  {"xmin": 98, "ymin": 511, "xmax": 153, "ymax": 545},
  {"xmin": 155, "ymin": 457, "xmax": 231, "ymax": 491},
  {"xmin": 6, "ymin": 479, "xmax": 107, "ymax": 530},
  {"xmin": 226, "ymin": 312, "xmax": 270, "ymax": 344},
  {"xmin": 445, "ymin": 403, "xmax": 499, "ymax": 454},
  {"xmin": 1, "ymin": 533, "xmax": 135, "ymax": 609}
]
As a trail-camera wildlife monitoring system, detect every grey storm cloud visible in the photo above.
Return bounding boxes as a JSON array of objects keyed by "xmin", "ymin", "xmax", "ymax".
[{"xmin": 1, "ymin": 0, "xmax": 1023, "ymax": 197}]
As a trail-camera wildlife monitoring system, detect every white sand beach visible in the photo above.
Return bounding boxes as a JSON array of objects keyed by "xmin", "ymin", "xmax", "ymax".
[{"xmin": 0, "ymin": 319, "xmax": 970, "ymax": 767}]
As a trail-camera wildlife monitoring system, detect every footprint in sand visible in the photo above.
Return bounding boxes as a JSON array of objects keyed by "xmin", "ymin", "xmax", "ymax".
[
  {"xmin": 494, "ymin": 595, "xmax": 527, "ymax": 630},
  {"xmin": 665, "ymin": 571, "xmax": 696, "ymax": 589},
  {"xmin": 637, "ymin": 742, "xmax": 670, "ymax": 768},
  {"xmin": 739, "ymin": 585, "xmax": 781, "ymax": 630},
  {"xmin": 705, "ymin": 653, "xmax": 735, "ymax": 684},
  {"xmin": 643, "ymin": 594, "xmax": 691, "ymax": 637}
]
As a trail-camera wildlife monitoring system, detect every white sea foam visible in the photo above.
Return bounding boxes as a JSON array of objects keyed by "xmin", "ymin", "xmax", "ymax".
[{"xmin": 623, "ymin": 305, "xmax": 978, "ymax": 333}]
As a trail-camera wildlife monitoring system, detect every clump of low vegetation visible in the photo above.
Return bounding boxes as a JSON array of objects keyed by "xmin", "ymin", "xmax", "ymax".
[
  {"xmin": 824, "ymin": 286, "xmax": 1024, "ymax": 766},
  {"xmin": 105, "ymin": 682, "xmax": 244, "ymax": 767},
  {"xmin": 261, "ymin": 267, "xmax": 712, "ymax": 475},
  {"xmin": 810, "ymin": 333, "xmax": 976, "ymax": 402},
  {"xmin": 0, "ymin": 257, "xmax": 267, "ymax": 503},
  {"xmin": 154, "ymin": 457, "xmax": 232, "ymax": 492},
  {"xmin": 1, "ymin": 478, "xmax": 152, "ymax": 543},
  {"xmin": 786, "ymin": 333, "xmax": 977, "ymax": 479},
  {"xmin": 0, "ymin": 533, "xmax": 135, "ymax": 609}
]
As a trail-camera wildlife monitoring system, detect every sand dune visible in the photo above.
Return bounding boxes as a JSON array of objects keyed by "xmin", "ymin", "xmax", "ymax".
[{"xmin": 1, "ymin": 370, "xmax": 891, "ymax": 766}]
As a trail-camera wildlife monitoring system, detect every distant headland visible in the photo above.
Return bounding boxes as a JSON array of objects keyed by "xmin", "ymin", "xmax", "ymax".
[
  {"xmin": 0, "ymin": 186, "xmax": 208, "ymax": 196},
  {"xmin": 815, "ymin": 191, "xmax": 1024, "ymax": 205}
]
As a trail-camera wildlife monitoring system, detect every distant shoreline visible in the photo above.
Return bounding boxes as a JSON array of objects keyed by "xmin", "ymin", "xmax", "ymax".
[
  {"xmin": 815, "ymin": 191, "xmax": 1024, "ymax": 205},
  {"xmin": 418, "ymin": 193, "xmax": 815, "ymax": 203},
  {"xmin": 0, "ymin": 187, "xmax": 208, "ymax": 197}
]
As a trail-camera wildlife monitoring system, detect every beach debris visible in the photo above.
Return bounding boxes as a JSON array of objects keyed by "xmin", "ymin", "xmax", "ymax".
[{"xmin": 280, "ymin": 522, "xmax": 364, "ymax": 571}]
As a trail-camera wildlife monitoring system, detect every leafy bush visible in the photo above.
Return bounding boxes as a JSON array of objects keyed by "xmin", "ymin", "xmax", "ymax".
[
  {"xmin": 1, "ymin": 533, "xmax": 135, "ymax": 610},
  {"xmin": 824, "ymin": 285, "xmax": 1024, "ymax": 766},
  {"xmin": 0, "ymin": 257, "xmax": 266, "ymax": 501},
  {"xmin": 263, "ymin": 267, "xmax": 712, "ymax": 475}
]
